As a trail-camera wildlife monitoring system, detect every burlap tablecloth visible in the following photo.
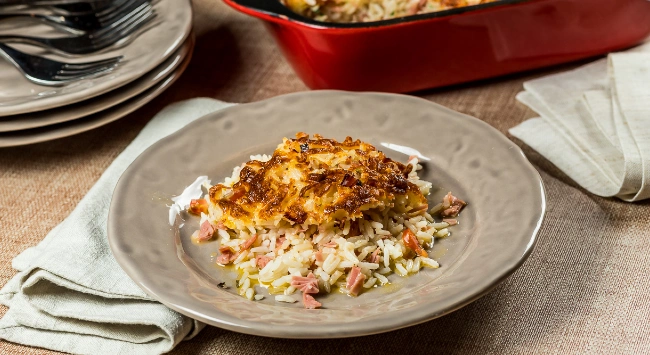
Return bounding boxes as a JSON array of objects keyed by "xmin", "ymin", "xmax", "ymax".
[{"xmin": 2, "ymin": 1, "xmax": 649, "ymax": 353}]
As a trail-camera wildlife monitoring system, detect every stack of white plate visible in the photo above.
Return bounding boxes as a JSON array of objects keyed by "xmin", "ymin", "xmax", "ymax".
[{"xmin": 0, "ymin": 0, "xmax": 193, "ymax": 147}]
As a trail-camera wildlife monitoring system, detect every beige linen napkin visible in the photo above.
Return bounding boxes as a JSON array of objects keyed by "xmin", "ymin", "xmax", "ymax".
[
  {"xmin": 509, "ymin": 42, "xmax": 650, "ymax": 201},
  {"xmin": 0, "ymin": 98, "xmax": 235, "ymax": 354}
]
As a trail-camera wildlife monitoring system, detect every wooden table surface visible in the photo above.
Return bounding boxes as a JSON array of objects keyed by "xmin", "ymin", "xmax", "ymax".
[{"xmin": 2, "ymin": 0, "xmax": 650, "ymax": 354}]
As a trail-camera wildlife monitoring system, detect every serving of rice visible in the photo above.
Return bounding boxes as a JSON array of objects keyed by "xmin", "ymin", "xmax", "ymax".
[
  {"xmin": 186, "ymin": 133, "xmax": 465, "ymax": 309},
  {"xmin": 281, "ymin": 0, "xmax": 497, "ymax": 23}
]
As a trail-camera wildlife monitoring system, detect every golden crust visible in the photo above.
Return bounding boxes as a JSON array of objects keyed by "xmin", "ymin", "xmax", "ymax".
[{"xmin": 209, "ymin": 133, "xmax": 428, "ymax": 228}]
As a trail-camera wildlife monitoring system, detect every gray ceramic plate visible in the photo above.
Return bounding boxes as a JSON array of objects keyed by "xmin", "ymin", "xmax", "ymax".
[
  {"xmin": 0, "ymin": 35, "xmax": 194, "ymax": 133},
  {"xmin": 108, "ymin": 91, "xmax": 545, "ymax": 338},
  {"xmin": 0, "ymin": 0, "xmax": 192, "ymax": 116},
  {"xmin": 0, "ymin": 37, "xmax": 192, "ymax": 148}
]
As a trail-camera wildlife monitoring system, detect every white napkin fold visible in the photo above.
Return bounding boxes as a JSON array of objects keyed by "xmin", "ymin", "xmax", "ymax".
[
  {"xmin": 509, "ymin": 42, "xmax": 650, "ymax": 201},
  {"xmin": 0, "ymin": 98, "xmax": 235, "ymax": 354}
]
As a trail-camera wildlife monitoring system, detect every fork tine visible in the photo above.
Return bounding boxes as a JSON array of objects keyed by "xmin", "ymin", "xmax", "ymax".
[
  {"xmin": 97, "ymin": 0, "xmax": 143, "ymax": 24},
  {"xmin": 57, "ymin": 65, "xmax": 119, "ymax": 77},
  {"xmin": 61, "ymin": 56, "xmax": 123, "ymax": 70},
  {"xmin": 60, "ymin": 63, "xmax": 119, "ymax": 73},
  {"xmin": 95, "ymin": 0, "xmax": 135, "ymax": 18},
  {"xmin": 105, "ymin": 8, "xmax": 156, "ymax": 45},
  {"xmin": 55, "ymin": 60, "xmax": 120, "ymax": 77},
  {"xmin": 92, "ymin": 5, "xmax": 154, "ymax": 48},
  {"xmin": 113, "ymin": 10, "xmax": 157, "ymax": 45},
  {"xmin": 53, "ymin": 66, "xmax": 116, "ymax": 81},
  {"xmin": 0, "ymin": 42, "xmax": 122, "ymax": 86},
  {"xmin": 92, "ymin": 2, "xmax": 151, "ymax": 38}
]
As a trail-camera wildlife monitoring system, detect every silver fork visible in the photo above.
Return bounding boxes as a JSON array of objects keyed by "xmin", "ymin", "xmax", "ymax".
[
  {"xmin": 0, "ymin": 1, "xmax": 155, "ymax": 55},
  {"xmin": 0, "ymin": 0, "xmax": 150, "ymax": 32},
  {"xmin": 0, "ymin": 43, "xmax": 122, "ymax": 86}
]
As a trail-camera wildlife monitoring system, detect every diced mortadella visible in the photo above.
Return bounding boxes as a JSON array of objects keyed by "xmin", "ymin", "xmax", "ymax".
[
  {"xmin": 275, "ymin": 236, "xmax": 287, "ymax": 251},
  {"xmin": 291, "ymin": 272, "xmax": 319, "ymax": 294},
  {"xmin": 188, "ymin": 199, "xmax": 208, "ymax": 215},
  {"xmin": 368, "ymin": 248, "xmax": 381, "ymax": 264},
  {"xmin": 241, "ymin": 235, "xmax": 257, "ymax": 250},
  {"xmin": 314, "ymin": 250, "xmax": 324, "ymax": 262},
  {"xmin": 291, "ymin": 272, "xmax": 321, "ymax": 309},
  {"xmin": 402, "ymin": 229, "xmax": 428, "ymax": 258},
  {"xmin": 255, "ymin": 255, "xmax": 272, "ymax": 269},
  {"xmin": 197, "ymin": 220, "xmax": 216, "ymax": 242},
  {"xmin": 443, "ymin": 218, "xmax": 458, "ymax": 226},
  {"xmin": 440, "ymin": 192, "xmax": 466, "ymax": 218},
  {"xmin": 216, "ymin": 246, "xmax": 234, "ymax": 265},
  {"xmin": 302, "ymin": 293, "xmax": 322, "ymax": 309},
  {"xmin": 346, "ymin": 267, "xmax": 366, "ymax": 297}
]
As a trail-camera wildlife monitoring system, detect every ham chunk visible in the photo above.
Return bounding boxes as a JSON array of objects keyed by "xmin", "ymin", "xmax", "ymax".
[
  {"xmin": 291, "ymin": 272, "xmax": 321, "ymax": 309},
  {"xmin": 314, "ymin": 250, "xmax": 324, "ymax": 262},
  {"xmin": 197, "ymin": 220, "xmax": 216, "ymax": 242},
  {"xmin": 440, "ymin": 192, "xmax": 466, "ymax": 218},
  {"xmin": 255, "ymin": 255, "xmax": 272, "ymax": 269},
  {"xmin": 402, "ymin": 229, "xmax": 428, "ymax": 258},
  {"xmin": 367, "ymin": 248, "xmax": 381, "ymax": 264},
  {"xmin": 346, "ymin": 267, "xmax": 366, "ymax": 297},
  {"xmin": 216, "ymin": 245, "xmax": 235, "ymax": 265},
  {"xmin": 218, "ymin": 235, "xmax": 256, "ymax": 266},
  {"xmin": 302, "ymin": 293, "xmax": 322, "ymax": 309},
  {"xmin": 241, "ymin": 235, "xmax": 257, "ymax": 250},
  {"xmin": 188, "ymin": 198, "xmax": 208, "ymax": 215},
  {"xmin": 275, "ymin": 236, "xmax": 287, "ymax": 252},
  {"xmin": 291, "ymin": 272, "xmax": 319, "ymax": 294},
  {"xmin": 443, "ymin": 218, "xmax": 458, "ymax": 226}
]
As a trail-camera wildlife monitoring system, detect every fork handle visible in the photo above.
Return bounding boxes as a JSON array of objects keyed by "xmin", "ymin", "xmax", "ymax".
[{"xmin": 0, "ymin": 43, "xmax": 35, "ymax": 73}]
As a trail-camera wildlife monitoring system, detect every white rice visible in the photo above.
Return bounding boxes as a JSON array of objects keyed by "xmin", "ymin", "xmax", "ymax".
[
  {"xmin": 286, "ymin": 0, "xmax": 497, "ymax": 24},
  {"xmin": 198, "ymin": 157, "xmax": 460, "ymax": 305}
]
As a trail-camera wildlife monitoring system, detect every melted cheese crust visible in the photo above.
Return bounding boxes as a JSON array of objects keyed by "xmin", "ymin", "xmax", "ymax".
[{"xmin": 209, "ymin": 133, "xmax": 428, "ymax": 228}]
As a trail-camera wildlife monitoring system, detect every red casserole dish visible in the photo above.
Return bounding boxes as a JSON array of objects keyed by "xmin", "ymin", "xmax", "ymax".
[{"xmin": 224, "ymin": 0, "xmax": 650, "ymax": 93}]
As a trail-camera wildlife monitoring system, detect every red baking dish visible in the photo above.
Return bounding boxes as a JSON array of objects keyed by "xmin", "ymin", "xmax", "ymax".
[{"xmin": 223, "ymin": 0, "xmax": 650, "ymax": 93}]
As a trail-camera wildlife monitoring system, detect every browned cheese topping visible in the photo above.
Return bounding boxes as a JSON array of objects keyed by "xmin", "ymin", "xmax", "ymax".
[{"xmin": 208, "ymin": 133, "xmax": 428, "ymax": 229}]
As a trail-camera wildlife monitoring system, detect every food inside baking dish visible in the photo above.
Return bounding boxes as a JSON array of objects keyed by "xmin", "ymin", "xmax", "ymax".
[
  {"xmin": 281, "ymin": 0, "xmax": 498, "ymax": 23},
  {"xmin": 186, "ymin": 133, "xmax": 466, "ymax": 309}
]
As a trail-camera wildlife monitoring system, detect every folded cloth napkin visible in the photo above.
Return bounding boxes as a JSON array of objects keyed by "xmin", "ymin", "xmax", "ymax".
[
  {"xmin": 0, "ymin": 98, "xmax": 235, "ymax": 354},
  {"xmin": 509, "ymin": 42, "xmax": 650, "ymax": 201}
]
